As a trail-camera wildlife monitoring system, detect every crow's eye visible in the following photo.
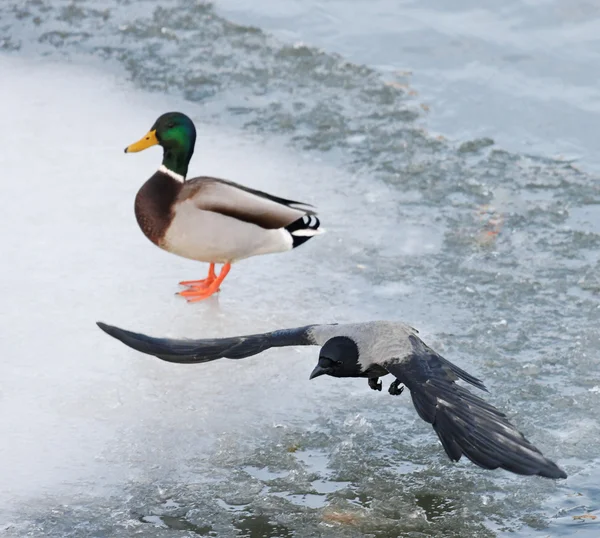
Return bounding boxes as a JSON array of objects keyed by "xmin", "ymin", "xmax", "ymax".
[{"xmin": 336, "ymin": 361, "xmax": 343, "ymax": 366}]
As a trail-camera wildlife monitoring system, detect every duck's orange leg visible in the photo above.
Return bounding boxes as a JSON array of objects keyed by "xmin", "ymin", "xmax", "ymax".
[
  {"xmin": 178, "ymin": 263, "xmax": 231, "ymax": 302},
  {"xmin": 179, "ymin": 263, "xmax": 217, "ymax": 288}
]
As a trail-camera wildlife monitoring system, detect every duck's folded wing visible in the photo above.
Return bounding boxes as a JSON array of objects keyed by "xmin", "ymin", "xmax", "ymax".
[
  {"xmin": 183, "ymin": 177, "xmax": 316, "ymax": 229},
  {"xmin": 384, "ymin": 335, "xmax": 567, "ymax": 479},
  {"xmin": 96, "ymin": 322, "xmax": 316, "ymax": 364}
]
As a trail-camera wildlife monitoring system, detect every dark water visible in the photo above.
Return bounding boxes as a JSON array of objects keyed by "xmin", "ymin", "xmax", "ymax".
[
  {"xmin": 1, "ymin": 1, "xmax": 600, "ymax": 536},
  {"xmin": 217, "ymin": 0, "xmax": 600, "ymax": 172}
]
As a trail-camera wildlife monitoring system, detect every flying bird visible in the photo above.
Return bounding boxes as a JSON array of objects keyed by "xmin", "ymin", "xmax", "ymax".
[
  {"xmin": 96, "ymin": 320, "xmax": 567, "ymax": 479},
  {"xmin": 125, "ymin": 112, "xmax": 323, "ymax": 302}
]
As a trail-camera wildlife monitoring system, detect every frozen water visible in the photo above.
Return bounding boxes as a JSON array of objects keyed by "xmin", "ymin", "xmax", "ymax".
[
  {"xmin": 0, "ymin": 55, "xmax": 458, "ymax": 536},
  {"xmin": 1, "ymin": 2, "xmax": 600, "ymax": 534}
]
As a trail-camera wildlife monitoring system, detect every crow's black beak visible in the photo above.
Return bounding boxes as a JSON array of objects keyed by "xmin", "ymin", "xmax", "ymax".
[{"xmin": 309, "ymin": 364, "xmax": 329, "ymax": 380}]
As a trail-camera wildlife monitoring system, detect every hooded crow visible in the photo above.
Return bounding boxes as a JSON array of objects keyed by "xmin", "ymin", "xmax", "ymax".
[{"xmin": 96, "ymin": 320, "xmax": 567, "ymax": 480}]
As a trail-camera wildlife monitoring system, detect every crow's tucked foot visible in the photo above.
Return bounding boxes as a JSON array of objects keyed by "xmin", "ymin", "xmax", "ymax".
[
  {"xmin": 388, "ymin": 379, "xmax": 404, "ymax": 396},
  {"xmin": 368, "ymin": 378, "xmax": 382, "ymax": 391}
]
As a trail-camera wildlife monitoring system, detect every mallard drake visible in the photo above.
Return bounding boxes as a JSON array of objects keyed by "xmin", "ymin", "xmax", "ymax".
[{"xmin": 125, "ymin": 112, "xmax": 323, "ymax": 302}]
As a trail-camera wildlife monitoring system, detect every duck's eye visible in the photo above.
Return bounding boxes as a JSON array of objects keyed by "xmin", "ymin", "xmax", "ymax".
[{"xmin": 167, "ymin": 122, "xmax": 175, "ymax": 128}]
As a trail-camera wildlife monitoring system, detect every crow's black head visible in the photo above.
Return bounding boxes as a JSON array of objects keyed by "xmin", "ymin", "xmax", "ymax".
[{"xmin": 310, "ymin": 336, "xmax": 363, "ymax": 379}]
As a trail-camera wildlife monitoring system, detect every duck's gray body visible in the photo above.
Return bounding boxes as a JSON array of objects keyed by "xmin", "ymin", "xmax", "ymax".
[{"xmin": 134, "ymin": 172, "xmax": 320, "ymax": 264}]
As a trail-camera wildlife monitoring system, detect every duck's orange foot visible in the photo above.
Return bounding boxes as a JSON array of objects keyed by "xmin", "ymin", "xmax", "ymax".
[
  {"xmin": 178, "ymin": 285, "xmax": 220, "ymax": 302},
  {"xmin": 179, "ymin": 263, "xmax": 217, "ymax": 288},
  {"xmin": 179, "ymin": 278, "xmax": 216, "ymax": 289},
  {"xmin": 176, "ymin": 263, "xmax": 231, "ymax": 303}
]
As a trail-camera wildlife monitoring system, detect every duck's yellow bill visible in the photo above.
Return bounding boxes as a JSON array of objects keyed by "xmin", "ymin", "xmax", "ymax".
[{"xmin": 124, "ymin": 130, "xmax": 158, "ymax": 153}]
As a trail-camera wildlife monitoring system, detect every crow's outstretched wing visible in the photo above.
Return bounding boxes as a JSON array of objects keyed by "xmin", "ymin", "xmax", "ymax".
[
  {"xmin": 96, "ymin": 322, "xmax": 317, "ymax": 364},
  {"xmin": 384, "ymin": 335, "xmax": 566, "ymax": 479}
]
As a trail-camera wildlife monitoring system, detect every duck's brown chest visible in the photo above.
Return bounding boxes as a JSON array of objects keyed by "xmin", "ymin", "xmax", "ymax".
[{"xmin": 134, "ymin": 172, "xmax": 182, "ymax": 246}]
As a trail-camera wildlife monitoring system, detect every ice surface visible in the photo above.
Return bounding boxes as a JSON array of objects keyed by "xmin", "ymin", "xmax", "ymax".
[
  {"xmin": 1, "ymin": 52, "xmax": 599, "ymax": 537},
  {"xmin": 0, "ymin": 53, "xmax": 448, "ymax": 534}
]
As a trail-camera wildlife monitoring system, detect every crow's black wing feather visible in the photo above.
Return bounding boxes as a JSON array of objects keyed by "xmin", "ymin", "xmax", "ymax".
[
  {"xmin": 97, "ymin": 322, "xmax": 316, "ymax": 364},
  {"xmin": 384, "ymin": 335, "xmax": 566, "ymax": 479}
]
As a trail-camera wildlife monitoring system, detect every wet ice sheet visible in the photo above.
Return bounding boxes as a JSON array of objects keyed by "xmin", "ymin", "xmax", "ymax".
[
  {"xmin": 0, "ymin": 54, "xmax": 456, "ymax": 536},
  {"xmin": 1, "ymin": 52, "xmax": 599, "ymax": 537}
]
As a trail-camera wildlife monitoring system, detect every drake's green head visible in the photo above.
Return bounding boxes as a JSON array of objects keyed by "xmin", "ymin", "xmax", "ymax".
[{"xmin": 125, "ymin": 112, "xmax": 197, "ymax": 178}]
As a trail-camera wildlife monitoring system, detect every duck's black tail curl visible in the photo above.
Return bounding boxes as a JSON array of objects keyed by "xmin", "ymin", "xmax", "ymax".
[{"xmin": 285, "ymin": 215, "xmax": 323, "ymax": 248}]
